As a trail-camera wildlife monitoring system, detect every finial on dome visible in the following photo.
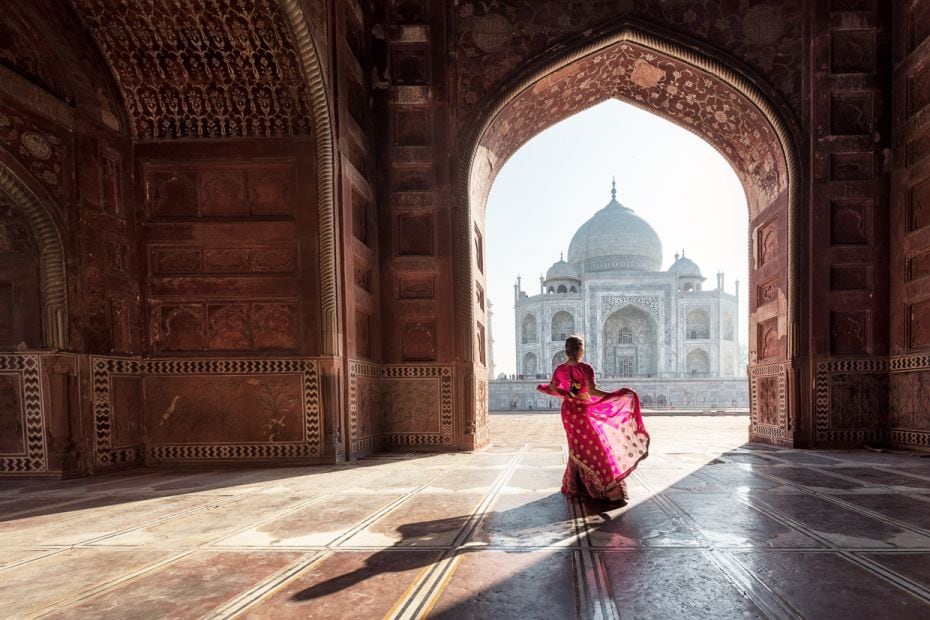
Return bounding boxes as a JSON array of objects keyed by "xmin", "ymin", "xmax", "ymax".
[
  {"xmin": 560, "ymin": 251, "xmax": 564, "ymax": 261},
  {"xmin": 681, "ymin": 248, "xmax": 686, "ymax": 258},
  {"xmin": 611, "ymin": 176, "xmax": 617, "ymax": 201}
]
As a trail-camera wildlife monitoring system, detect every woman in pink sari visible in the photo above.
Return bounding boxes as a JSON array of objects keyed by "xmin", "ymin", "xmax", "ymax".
[{"xmin": 538, "ymin": 335, "xmax": 650, "ymax": 502}]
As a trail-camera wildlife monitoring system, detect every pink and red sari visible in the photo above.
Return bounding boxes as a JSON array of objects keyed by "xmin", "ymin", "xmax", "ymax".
[{"xmin": 538, "ymin": 362, "xmax": 650, "ymax": 501}]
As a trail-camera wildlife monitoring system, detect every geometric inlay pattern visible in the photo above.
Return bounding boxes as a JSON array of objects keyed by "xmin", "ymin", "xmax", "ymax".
[
  {"xmin": 382, "ymin": 365, "xmax": 454, "ymax": 447},
  {"xmin": 93, "ymin": 357, "xmax": 321, "ymax": 465},
  {"xmin": 0, "ymin": 354, "xmax": 45, "ymax": 473},
  {"xmin": 749, "ymin": 362, "xmax": 788, "ymax": 442},
  {"xmin": 348, "ymin": 359, "xmax": 382, "ymax": 458},
  {"xmin": 814, "ymin": 358, "xmax": 889, "ymax": 444}
]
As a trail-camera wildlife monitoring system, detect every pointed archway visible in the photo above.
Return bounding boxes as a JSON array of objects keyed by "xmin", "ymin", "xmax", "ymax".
[
  {"xmin": 0, "ymin": 158, "xmax": 67, "ymax": 350},
  {"xmin": 458, "ymin": 21, "xmax": 802, "ymax": 448}
]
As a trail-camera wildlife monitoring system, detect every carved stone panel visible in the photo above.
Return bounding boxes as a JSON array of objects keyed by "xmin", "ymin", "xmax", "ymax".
[
  {"xmin": 154, "ymin": 305, "xmax": 205, "ymax": 352},
  {"xmin": 909, "ymin": 299, "xmax": 930, "ymax": 349},
  {"xmin": 393, "ymin": 108, "xmax": 431, "ymax": 146},
  {"xmin": 0, "ymin": 373, "xmax": 24, "ymax": 454},
  {"xmin": 830, "ymin": 152, "xmax": 873, "ymax": 181},
  {"xmin": 831, "ymin": 30, "xmax": 875, "ymax": 74},
  {"xmin": 830, "ymin": 310, "xmax": 870, "ymax": 355},
  {"xmin": 830, "ymin": 265, "xmax": 871, "ymax": 291},
  {"xmin": 829, "ymin": 373, "xmax": 886, "ymax": 430},
  {"xmin": 757, "ymin": 219, "xmax": 779, "ymax": 268},
  {"xmin": 200, "ymin": 170, "xmax": 248, "ymax": 217},
  {"xmin": 756, "ymin": 375, "xmax": 779, "ymax": 426},
  {"xmin": 109, "ymin": 297, "xmax": 132, "ymax": 353},
  {"xmin": 907, "ymin": 250, "xmax": 930, "ymax": 283},
  {"xmin": 402, "ymin": 321, "xmax": 436, "ymax": 361},
  {"xmin": 756, "ymin": 276, "xmax": 779, "ymax": 307},
  {"xmin": 355, "ymin": 310, "xmax": 371, "ymax": 358},
  {"xmin": 908, "ymin": 175, "xmax": 930, "ymax": 233},
  {"xmin": 207, "ymin": 304, "xmax": 251, "ymax": 350},
  {"xmin": 99, "ymin": 148, "xmax": 123, "ymax": 216},
  {"xmin": 392, "ymin": 45, "xmax": 430, "ymax": 85},
  {"xmin": 144, "ymin": 374, "xmax": 304, "ymax": 444},
  {"xmin": 908, "ymin": 64, "xmax": 930, "ymax": 117},
  {"xmin": 351, "ymin": 187, "xmax": 371, "ymax": 246},
  {"xmin": 890, "ymin": 371, "xmax": 930, "ymax": 430},
  {"xmin": 251, "ymin": 303, "xmax": 299, "ymax": 350},
  {"xmin": 398, "ymin": 276, "xmax": 435, "ymax": 299},
  {"xmin": 397, "ymin": 214, "xmax": 433, "ymax": 256},
  {"xmin": 830, "ymin": 93, "xmax": 872, "ymax": 135},
  {"xmin": 758, "ymin": 318, "xmax": 779, "ymax": 360},
  {"xmin": 110, "ymin": 376, "xmax": 143, "ymax": 448},
  {"xmin": 382, "ymin": 375, "xmax": 441, "ymax": 434},
  {"xmin": 830, "ymin": 199, "xmax": 870, "ymax": 245},
  {"xmin": 146, "ymin": 163, "xmax": 296, "ymax": 220}
]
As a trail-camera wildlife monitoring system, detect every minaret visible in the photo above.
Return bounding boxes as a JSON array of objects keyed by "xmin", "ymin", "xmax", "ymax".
[{"xmin": 539, "ymin": 274, "xmax": 544, "ymax": 295}]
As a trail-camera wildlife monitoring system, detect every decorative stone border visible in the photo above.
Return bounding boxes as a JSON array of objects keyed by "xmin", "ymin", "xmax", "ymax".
[
  {"xmin": 0, "ymin": 354, "xmax": 46, "ymax": 473},
  {"xmin": 749, "ymin": 362, "xmax": 788, "ymax": 441},
  {"xmin": 348, "ymin": 359, "xmax": 383, "ymax": 458},
  {"xmin": 813, "ymin": 358, "xmax": 889, "ymax": 445},
  {"xmin": 382, "ymin": 365, "xmax": 455, "ymax": 447},
  {"xmin": 888, "ymin": 352, "xmax": 930, "ymax": 448},
  {"xmin": 92, "ymin": 357, "xmax": 322, "ymax": 465}
]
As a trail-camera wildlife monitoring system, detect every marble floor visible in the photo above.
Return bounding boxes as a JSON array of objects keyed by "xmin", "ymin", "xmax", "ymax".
[{"xmin": 4, "ymin": 414, "xmax": 930, "ymax": 619}]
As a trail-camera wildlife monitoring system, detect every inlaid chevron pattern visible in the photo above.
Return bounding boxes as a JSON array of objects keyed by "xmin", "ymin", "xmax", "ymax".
[{"xmin": 0, "ymin": 354, "xmax": 46, "ymax": 473}]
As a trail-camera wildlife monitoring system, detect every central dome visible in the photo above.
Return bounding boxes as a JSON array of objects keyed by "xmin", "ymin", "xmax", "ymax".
[{"xmin": 567, "ymin": 182, "xmax": 663, "ymax": 273}]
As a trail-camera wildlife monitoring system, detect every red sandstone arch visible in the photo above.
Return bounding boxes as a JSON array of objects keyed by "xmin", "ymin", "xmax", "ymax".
[
  {"xmin": 458, "ymin": 22, "xmax": 802, "ymax": 447},
  {"xmin": 0, "ymin": 156, "xmax": 68, "ymax": 349}
]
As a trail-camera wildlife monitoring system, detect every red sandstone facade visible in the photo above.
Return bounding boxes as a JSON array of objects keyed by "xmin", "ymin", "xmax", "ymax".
[{"xmin": 0, "ymin": 0, "xmax": 925, "ymax": 477}]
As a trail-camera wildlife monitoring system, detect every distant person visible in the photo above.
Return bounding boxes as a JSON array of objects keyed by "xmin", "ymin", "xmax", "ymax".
[{"xmin": 538, "ymin": 335, "xmax": 650, "ymax": 503}]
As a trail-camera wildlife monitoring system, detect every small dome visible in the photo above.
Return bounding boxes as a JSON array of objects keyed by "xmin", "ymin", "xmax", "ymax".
[
  {"xmin": 669, "ymin": 254, "xmax": 702, "ymax": 277},
  {"xmin": 567, "ymin": 180, "xmax": 663, "ymax": 273},
  {"xmin": 546, "ymin": 257, "xmax": 579, "ymax": 281}
]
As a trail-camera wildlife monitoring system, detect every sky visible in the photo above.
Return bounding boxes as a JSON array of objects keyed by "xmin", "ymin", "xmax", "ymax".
[{"xmin": 485, "ymin": 99, "xmax": 749, "ymax": 377}]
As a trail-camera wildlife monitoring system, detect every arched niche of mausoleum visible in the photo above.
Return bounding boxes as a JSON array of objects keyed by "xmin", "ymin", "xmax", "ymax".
[
  {"xmin": 521, "ymin": 313, "xmax": 538, "ymax": 344},
  {"xmin": 686, "ymin": 309, "xmax": 711, "ymax": 340},
  {"xmin": 522, "ymin": 352, "xmax": 538, "ymax": 376},
  {"xmin": 0, "ymin": 199, "xmax": 41, "ymax": 350},
  {"xmin": 686, "ymin": 348, "xmax": 711, "ymax": 376},
  {"xmin": 550, "ymin": 311, "xmax": 575, "ymax": 341},
  {"xmin": 602, "ymin": 306, "xmax": 657, "ymax": 377}
]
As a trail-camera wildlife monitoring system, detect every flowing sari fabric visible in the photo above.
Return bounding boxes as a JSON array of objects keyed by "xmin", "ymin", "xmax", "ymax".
[{"xmin": 538, "ymin": 362, "xmax": 650, "ymax": 501}]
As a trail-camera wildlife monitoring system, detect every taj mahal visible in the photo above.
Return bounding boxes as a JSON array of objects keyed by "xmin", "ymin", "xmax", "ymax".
[{"xmin": 490, "ymin": 181, "xmax": 749, "ymax": 410}]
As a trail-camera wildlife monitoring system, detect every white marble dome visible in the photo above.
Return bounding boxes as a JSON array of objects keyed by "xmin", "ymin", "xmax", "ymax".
[
  {"xmin": 669, "ymin": 254, "xmax": 702, "ymax": 277},
  {"xmin": 545, "ymin": 257, "xmax": 579, "ymax": 281},
  {"xmin": 567, "ymin": 189, "xmax": 663, "ymax": 273}
]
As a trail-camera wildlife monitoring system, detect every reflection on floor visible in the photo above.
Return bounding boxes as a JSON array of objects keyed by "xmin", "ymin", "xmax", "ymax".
[{"xmin": 3, "ymin": 414, "xmax": 930, "ymax": 619}]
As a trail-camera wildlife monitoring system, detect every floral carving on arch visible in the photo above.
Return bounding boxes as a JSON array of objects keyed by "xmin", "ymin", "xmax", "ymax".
[
  {"xmin": 70, "ymin": 0, "xmax": 315, "ymax": 139},
  {"xmin": 473, "ymin": 40, "xmax": 789, "ymax": 220}
]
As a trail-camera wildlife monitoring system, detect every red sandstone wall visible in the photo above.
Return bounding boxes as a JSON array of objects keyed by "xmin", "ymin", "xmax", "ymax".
[
  {"xmin": 890, "ymin": 0, "xmax": 930, "ymax": 448},
  {"xmin": 806, "ymin": 0, "xmax": 892, "ymax": 447}
]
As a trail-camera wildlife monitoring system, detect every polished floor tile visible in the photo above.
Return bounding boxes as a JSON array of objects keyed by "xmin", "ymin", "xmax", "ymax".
[{"xmin": 3, "ymin": 414, "xmax": 930, "ymax": 618}]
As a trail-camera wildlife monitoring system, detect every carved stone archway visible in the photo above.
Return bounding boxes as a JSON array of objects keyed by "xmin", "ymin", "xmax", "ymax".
[
  {"xmin": 458, "ymin": 21, "xmax": 802, "ymax": 447},
  {"xmin": 279, "ymin": 0, "xmax": 339, "ymax": 355},
  {"xmin": 0, "ymin": 160, "xmax": 67, "ymax": 349}
]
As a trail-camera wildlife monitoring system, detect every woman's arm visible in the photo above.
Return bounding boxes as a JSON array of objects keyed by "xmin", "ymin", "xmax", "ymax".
[{"xmin": 584, "ymin": 364, "xmax": 611, "ymax": 399}]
